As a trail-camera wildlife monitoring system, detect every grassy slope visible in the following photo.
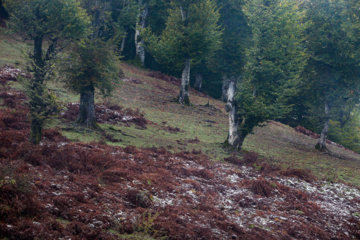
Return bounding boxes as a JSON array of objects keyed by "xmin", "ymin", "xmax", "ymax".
[{"xmin": 1, "ymin": 30, "xmax": 360, "ymax": 187}]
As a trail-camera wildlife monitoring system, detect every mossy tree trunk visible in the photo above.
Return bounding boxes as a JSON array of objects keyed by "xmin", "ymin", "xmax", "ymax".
[
  {"xmin": 315, "ymin": 100, "xmax": 330, "ymax": 152},
  {"xmin": 77, "ymin": 84, "xmax": 98, "ymax": 128},
  {"xmin": 177, "ymin": 58, "xmax": 191, "ymax": 105},
  {"xmin": 29, "ymin": 36, "xmax": 46, "ymax": 145}
]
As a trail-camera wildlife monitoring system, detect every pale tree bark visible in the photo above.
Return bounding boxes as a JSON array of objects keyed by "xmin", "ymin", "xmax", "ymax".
[
  {"xmin": 224, "ymin": 77, "xmax": 244, "ymax": 149},
  {"xmin": 177, "ymin": 58, "xmax": 191, "ymax": 105},
  {"xmin": 176, "ymin": 5, "xmax": 191, "ymax": 105},
  {"xmin": 77, "ymin": 85, "xmax": 98, "ymax": 128},
  {"xmin": 315, "ymin": 100, "xmax": 330, "ymax": 152},
  {"xmin": 221, "ymin": 74, "xmax": 230, "ymax": 102},
  {"xmin": 120, "ymin": 35, "xmax": 126, "ymax": 53},
  {"xmin": 135, "ymin": 0, "xmax": 148, "ymax": 66},
  {"xmin": 194, "ymin": 72, "xmax": 203, "ymax": 91}
]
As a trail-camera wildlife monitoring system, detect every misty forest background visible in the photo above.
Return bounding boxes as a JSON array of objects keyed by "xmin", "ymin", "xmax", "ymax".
[{"xmin": 1, "ymin": 0, "xmax": 360, "ymax": 153}]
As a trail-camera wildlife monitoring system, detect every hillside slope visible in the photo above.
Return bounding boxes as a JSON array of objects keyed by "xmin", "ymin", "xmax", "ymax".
[
  {"xmin": 0, "ymin": 84, "xmax": 360, "ymax": 239},
  {"xmin": 1, "ymin": 29, "xmax": 360, "ymax": 186},
  {"xmin": 0, "ymin": 29, "xmax": 360, "ymax": 239}
]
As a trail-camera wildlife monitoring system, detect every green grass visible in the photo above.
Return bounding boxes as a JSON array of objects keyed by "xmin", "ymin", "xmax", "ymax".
[
  {"xmin": 244, "ymin": 122, "xmax": 360, "ymax": 186},
  {"xmin": 0, "ymin": 30, "xmax": 28, "ymax": 67},
  {"xmin": 1, "ymin": 29, "xmax": 360, "ymax": 187}
]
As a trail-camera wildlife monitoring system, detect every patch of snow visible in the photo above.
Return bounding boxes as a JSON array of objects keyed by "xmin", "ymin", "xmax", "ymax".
[{"xmin": 122, "ymin": 116, "xmax": 133, "ymax": 121}]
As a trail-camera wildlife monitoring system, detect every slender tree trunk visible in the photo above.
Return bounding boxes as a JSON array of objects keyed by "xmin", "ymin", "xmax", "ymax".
[
  {"xmin": 224, "ymin": 77, "xmax": 243, "ymax": 149},
  {"xmin": 177, "ymin": 58, "xmax": 191, "ymax": 105},
  {"xmin": 135, "ymin": 0, "xmax": 148, "ymax": 66},
  {"xmin": 315, "ymin": 100, "xmax": 330, "ymax": 152},
  {"xmin": 30, "ymin": 36, "xmax": 45, "ymax": 145},
  {"xmin": 194, "ymin": 72, "xmax": 203, "ymax": 91},
  {"xmin": 176, "ymin": 5, "xmax": 191, "ymax": 105},
  {"xmin": 77, "ymin": 85, "xmax": 97, "ymax": 128},
  {"xmin": 120, "ymin": 35, "xmax": 126, "ymax": 53}
]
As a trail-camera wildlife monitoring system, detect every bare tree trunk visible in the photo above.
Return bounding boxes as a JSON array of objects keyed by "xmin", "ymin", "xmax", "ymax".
[
  {"xmin": 315, "ymin": 100, "xmax": 330, "ymax": 152},
  {"xmin": 224, "ymin": 77, "xmax": 243, "ymax": 149},
  {"xmin": 221, "ymin": 74, "xmax": 230, "ymax": 102},
  {"xmin": 77, "ymin": 85, "xmax": 98, "ymax": 128},
  {"xmin": 120, "ymin": 35, "xmax": 126, "ymax": 53},
  {"xmin": 177, "ymin": 58, "xmax": 191, "ymax": 105},
  {"xmin": 135, "ymin": 0, "xmax": 148, "ymax": 66},
  {"xmin": 194, "ymin": 72, "xmax": 203, "ymax": 91}
]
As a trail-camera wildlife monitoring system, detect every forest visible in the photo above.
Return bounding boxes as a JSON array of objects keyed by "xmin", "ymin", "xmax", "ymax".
[
  {"xmin": 1, "ymin": 0, "xmax": 360, "ymax": 153},
  {"xmin": 0, "ymin": 0, "xmax": 360, "ymax": 239}
]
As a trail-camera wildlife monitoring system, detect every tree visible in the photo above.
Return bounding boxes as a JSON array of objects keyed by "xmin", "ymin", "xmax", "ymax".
[
  {"xmin": 134, "ymin": 0, "xmax": 149, "ymax": 66},
  {"xmin": 143, "ymin": 0, "xmax": 222, "ymax": 105},
  {"xmin": 3, "ymin": 0, "xmax": 89, "ymax": 144},
  {"xmin": 302, "ymin": 0, "xmax": 360, "ymax": 152},
  {"xmin": 228, "ymin": 0, "xmax": 307, "ymax": 149},
  {"xmin": 110, "ymin": 0, "xmax": 139, "ymax": 54},
  {"xmin": 58, "ymin": 0, "xmax": 121, "ymax": 128},
  {"xmin": 0, "ymin": 0, "xmax": 8, "ymax": 20},
  {"xmin": 216, "ymin": 0, "xmax": 250, "ymax": 101},
  {"xmin": 59, "ymin": 39, "xmax": 120, "ymax": 128},
  {"xmin": 213, "ymin": 0, "xmax": 250, "ymax": 147}
]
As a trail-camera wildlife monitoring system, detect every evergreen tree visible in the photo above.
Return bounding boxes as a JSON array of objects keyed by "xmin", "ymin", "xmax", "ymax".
[
  {"xmin": 215, "ymin": 0, "xmax": 251, "ymax": 147},
  {"xmin": 111, "ymin": 0, "xmax": 139, "ymax": 55},
  {"xmin": 59, "ymin": 39, "xmax": 120, "ymax": 128},
  {"xmin": 143, "ymin": 0, "xmax": 222, "ymax": 105},
  {"xmin": 228, "ymin": 0, "xmax": 307, "ymax": 149},
  {"xmin": 3, "ymin": 0, "xmax": 89, "ymax": 144},
  {"xmin": 302, "ymin": 0, "xmax": 360, "ymax": 152},
  {"xmin": 58, "ymin": 0, "xmax": 121, "ymax": 128}
]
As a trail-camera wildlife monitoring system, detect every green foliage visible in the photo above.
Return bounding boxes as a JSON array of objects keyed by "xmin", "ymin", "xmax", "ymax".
[
  {"xmin": 296, "ymin": 0, "xmax": 360, "ymax": 140},
  {"xmin": 237, "ymin": 0, "xmax": 307, "ymax": 138},
  {"xmin": 143, "ymin": 0, "xmax": 222, "ymax": 70},
  {"xmin": 3, "ymin": 0, "xmax": 90, "ymax": 40},
  {"xmin": 24, "ymin": 80, "xmax": 63, "ymax": 118},
  {"xmin": 132, "ymin": 211, "xmax": 167, "ymax": 240},
  {"xmin": 111, "ymin": 0, "xmax": 139, "ymax": 41},
  {"xmin": 215, "ymin": 0, "xmax": 250, "ymax": 76},
  {"xmin": 3, "ymin": 0, "xmax": 90, "ymax": 144},
  {"xmin": 59, "ymin": 39, "xmax": 121, "ymax": 97},
  {"xmin": 0, "ymin": 165, "xmax": 32, "ymax": 194},
  {"xmin": 328, "ymin": 109, "xmax": 360, "ymax": 153}
]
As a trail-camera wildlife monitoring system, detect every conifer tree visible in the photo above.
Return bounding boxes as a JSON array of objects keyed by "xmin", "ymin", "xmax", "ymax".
[
  {"xmin": 215, "ymin": 0, "xmax": 251, "ymax": 147},
  {"xmin": 59, "ymin": 0, "xmax": 121, "ymax": 128},
  {"xmin": 143, "ymin": 0, "xmax": 222, "ymax": 105},
  {"xmin": 228, "ymin": 0, "xmax": 307, "ymax": 149},
  {"xmin": 302, "ymin": 0, "xmax": 360, "ymax": 152}
]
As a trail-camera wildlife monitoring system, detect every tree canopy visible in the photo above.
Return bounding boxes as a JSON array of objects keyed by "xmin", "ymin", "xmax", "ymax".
[{"xmin": 3, "ymin": 0, "xmax": 90, "ymax": 144}]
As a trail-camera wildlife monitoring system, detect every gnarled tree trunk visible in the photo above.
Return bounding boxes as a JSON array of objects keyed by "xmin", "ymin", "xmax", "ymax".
[
  {"xmin": 77, "ymin": 85, "xmax": 97, "ymax": 128},
  {"xmin": 177, "ymin": 58, "xmax": 191, "ymax": 105},
  {"xmin": 224, "ymin": 77, "xmax": 243, "ymax": 149},
  {"xmin": 315, "ymin": 100, "xmax": 330, "ymax": 152},
  {"xmin": 135, "ymin": 0, "xmax": 148, "ymax": 66}
]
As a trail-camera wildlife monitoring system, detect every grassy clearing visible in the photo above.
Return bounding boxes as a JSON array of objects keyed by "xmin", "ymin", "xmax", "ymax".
[
  {"xmin": 244, "ymin": 121, "xmax": 360, "ymax": 186},
  {"xmin": 1, "ymin": 29, "xmax": 360, "ymax": 187}
]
